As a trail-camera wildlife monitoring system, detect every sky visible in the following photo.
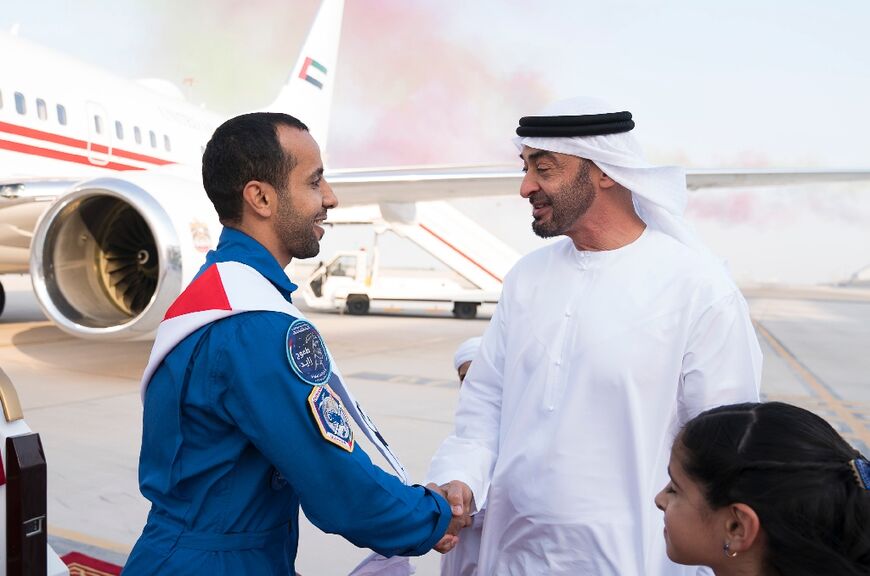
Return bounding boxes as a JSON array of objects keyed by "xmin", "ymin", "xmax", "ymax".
[
  {"xmin": 5, "ymin": 0, "xmax": 870, "ymax": 169},
  {"xmin": 3, "ymin": 0, "xmax": 870, "ymax": 283}
]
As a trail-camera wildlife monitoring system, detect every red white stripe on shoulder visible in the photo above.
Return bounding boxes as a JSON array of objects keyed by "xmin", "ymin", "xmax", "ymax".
[
  {"xmin": 164, "ymin": 264, "xmax": 231, "ymax": 320},
  {"xmin": 140, "ymin": 261, "xmax": 297, "ymax": 400}
]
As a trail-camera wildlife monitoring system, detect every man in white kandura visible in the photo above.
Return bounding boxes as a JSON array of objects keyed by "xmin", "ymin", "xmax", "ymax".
[{"xmin": 427, "ymin": 97, "xmax": 762, "ymax": 576}]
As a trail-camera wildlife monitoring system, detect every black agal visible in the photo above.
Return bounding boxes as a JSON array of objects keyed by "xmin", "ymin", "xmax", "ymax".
[{"xmin": 517, "ymin": 111, "xmax": 634, "ymax": 137}]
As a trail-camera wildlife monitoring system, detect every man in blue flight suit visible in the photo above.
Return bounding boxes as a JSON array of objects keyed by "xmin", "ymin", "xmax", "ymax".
[{"xmin": 123, "ymin": 113, "xmax": 462, "ymax": 575}]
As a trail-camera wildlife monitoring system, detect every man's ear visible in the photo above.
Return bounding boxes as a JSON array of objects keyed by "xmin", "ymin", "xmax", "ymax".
[
  {"xmin": 725, "ymin": 503, "xmax": 762, "ymax": 554},
  {"xmin": 241, "ymin": 180, "xmax": 274, "ymax": 219},
  {"xmin": 587, "ymin": 161, "xmax": 616, "ymax": 190}
]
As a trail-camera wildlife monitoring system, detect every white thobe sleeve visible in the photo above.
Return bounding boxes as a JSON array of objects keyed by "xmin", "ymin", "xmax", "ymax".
[
  {"xmin": 678, "ymin": 290, "xmax": 762, "ymax": 424},
  {"xmin": 425, "ymin": 297, "xmax": 507, "ymax": 510}
]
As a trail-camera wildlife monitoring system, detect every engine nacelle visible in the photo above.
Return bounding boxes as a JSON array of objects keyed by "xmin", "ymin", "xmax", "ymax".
[{"xmin": 29, "ymin": 171, "xmax": 221, "ymax": 340}]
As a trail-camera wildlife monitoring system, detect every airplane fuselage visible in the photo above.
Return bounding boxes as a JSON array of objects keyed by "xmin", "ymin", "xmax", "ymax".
[{"xmin": 0, "ymin": 32, "xmax": 218, "ymax": 180}]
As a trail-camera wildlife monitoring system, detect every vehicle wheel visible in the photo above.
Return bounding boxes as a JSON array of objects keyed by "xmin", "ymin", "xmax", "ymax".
[
  {"xmin": 452, "ymin": 302, "xmax": 478, "ymax": 319},
  {"xmin": 346, "ymin": 295, "xmax": 370, "ymax": 315},
  {"xmin": 0, "ymin": 280, "xmax": 5, "ymax": 318}
]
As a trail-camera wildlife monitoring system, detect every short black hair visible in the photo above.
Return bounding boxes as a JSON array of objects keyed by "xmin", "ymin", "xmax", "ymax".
[
  {"xmin": 201, "ymin": 112, "xmax": 309, "ymax": 223},
  {"xmin": 679, "ymin": 402, "xmax": 870, "ymax": 576}
]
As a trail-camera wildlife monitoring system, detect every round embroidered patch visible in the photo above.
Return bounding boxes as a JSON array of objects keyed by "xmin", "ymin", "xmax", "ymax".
[{"xmin": 286, "ymin": 319, "xmax": 332, "ymax": 386}]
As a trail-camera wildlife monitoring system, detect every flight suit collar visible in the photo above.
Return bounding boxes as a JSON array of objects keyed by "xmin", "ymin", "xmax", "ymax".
[{"xmin": 207, "ymin": 227, "xmax": 298, "ymax": 301}]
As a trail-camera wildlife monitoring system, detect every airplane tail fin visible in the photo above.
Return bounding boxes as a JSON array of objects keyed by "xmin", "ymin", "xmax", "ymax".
[{"xmin": 263, "ymin": 0, "xmax": 344, "ymax": 157}]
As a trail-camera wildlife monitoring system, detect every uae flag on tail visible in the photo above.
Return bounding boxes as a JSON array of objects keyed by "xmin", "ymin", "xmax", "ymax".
[{"xmin": 299, "ymin": 57, "xmax": 327, "ymax": 89}]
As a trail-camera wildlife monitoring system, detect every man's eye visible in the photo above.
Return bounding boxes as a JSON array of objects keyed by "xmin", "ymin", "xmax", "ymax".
[{"xmin": 665, "ymin": 482, "xmax": 677, "ymax": 494}]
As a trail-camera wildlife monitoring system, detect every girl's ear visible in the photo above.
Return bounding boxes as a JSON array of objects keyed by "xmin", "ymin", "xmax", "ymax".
[{"xmin": 724, "ymin": 503, "xmax": 762, "ymax": 554}]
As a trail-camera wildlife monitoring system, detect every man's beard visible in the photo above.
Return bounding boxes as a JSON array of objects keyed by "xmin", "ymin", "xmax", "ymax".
[
  {"xmin": 274, "ymin": 190, "xmax": 323, "ymax": 260},
  {"xmin": 531, "ymin": 163, "xmax": 595, "ymax": 238}
]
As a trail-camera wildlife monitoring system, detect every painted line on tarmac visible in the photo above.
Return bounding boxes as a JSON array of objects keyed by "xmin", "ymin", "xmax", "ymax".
[
  {"xmin": 49, "ymin": 525, "xmax": 131, "ymax": 555},
  {"xmin": 754, "ymin": 320, "xmax": 870, "ymax": 448}
]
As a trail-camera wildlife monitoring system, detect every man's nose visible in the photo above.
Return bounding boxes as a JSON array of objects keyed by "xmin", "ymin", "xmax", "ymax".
[
  {"xmin": 322, "ymin": 180, "xmax": 338, "ymax": 209},
  {"xmin": 520, "ymin": 172, "xmax": 539, "ymax": 199}
]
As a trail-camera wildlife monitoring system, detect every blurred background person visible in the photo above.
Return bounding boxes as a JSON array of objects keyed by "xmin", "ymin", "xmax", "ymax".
[
  {"xmin": 439, "ymin": 336, "xmax": 484, "ymax": 576},
  {"xmin": 453, "ymin": 337, "xmax": 482, "ymax": 384}
]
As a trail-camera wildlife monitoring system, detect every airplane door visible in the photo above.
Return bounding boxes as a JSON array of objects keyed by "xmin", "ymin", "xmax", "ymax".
[{"xmin": 85, "ymin": 101, "xmax": 111, "ymax": 166}]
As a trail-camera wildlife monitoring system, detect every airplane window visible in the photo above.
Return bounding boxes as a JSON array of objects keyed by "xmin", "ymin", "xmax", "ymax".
[
  {"xmin": 115, "ymin": 121, "xmax": 124, "ymax": 140},
  {"xmin": 164, "ymin": 135, "xmax": 171, "ymax": 152},
  {"xmin": 134, "ymin": 126, "xmax": 142, "ymax": 144},
  {"xmin": 36, "ymin": 99, "xmax": 47, "ymax": 121},
  {"xmin": 14, "ymin": 92, "xmax": 26, "ymax": 115},
  {"xmin": 94, "ymin": 115, "xmax": 104, "ymax": 134},
  {"xmin": 57, "ymin": 104, "xmax": 67, "ymax": 125},
  {"xmin": 149, "ymin": 130, "xmax": 157, "ymax": 148}
]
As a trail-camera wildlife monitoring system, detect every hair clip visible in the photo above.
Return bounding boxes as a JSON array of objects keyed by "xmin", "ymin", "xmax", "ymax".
[{"xmin": 849, "ymin": 458, "xmax": 870, "ymax": 490}]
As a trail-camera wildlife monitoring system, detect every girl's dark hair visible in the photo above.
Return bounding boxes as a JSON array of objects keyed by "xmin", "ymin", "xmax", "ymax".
[{"xmin": 678, "ymin": 402, "xmax": 870, "ymax": 576}]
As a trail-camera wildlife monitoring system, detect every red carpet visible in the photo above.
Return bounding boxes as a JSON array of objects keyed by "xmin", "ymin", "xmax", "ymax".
[{"xmin": 62, "ymin": 552, "xmax": 123, "ymax": 576}]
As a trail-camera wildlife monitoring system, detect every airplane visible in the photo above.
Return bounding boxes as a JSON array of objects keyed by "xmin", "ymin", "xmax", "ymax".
[
  {"xmin": 0, "ymin": 0, "xmax": 344, "ymax": 338},
  {"xmin": 3, "ymin": 0, "xmax": 870, "ymax": 342}
]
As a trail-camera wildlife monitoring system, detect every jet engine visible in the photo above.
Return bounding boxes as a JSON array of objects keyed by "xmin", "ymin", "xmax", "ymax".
[{"xmin": 29, "ymin": 171, "xmax": 220, "ymax": 340}]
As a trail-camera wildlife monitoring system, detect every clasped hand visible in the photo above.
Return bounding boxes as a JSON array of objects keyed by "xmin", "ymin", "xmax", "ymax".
[{"xmin": 426, "ymin": 480, "xmax": 474, "ymax": 553}]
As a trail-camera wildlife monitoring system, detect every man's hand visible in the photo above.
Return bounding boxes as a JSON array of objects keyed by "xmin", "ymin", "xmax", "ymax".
[{"xmin": 427, "ymin": 480, "xmax": 475, "ymax": 553}]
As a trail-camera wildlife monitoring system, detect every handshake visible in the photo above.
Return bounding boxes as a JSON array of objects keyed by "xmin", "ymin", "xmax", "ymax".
[{"xmin": 426, "ymin": 480, "xmax": 475, "ymax": 554}]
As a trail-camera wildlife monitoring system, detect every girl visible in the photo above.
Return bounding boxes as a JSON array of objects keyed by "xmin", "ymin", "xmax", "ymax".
[{"xmin": 655, "ymin": 402, "xmax": 870, "ymax": 576}]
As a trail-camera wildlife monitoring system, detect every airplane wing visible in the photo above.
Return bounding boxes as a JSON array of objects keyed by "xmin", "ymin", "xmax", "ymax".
[
  {"xmin": 9, "ymin": 166, "xmax": 870, "ymax": 215},
  {"xmin": 7, "ymin": 166, "xmax": 870, "ymax": 239},
  {"xmin": 7, "ymin": 166, "xmax": 869, "ymax": 265},
  {"xmin": 0, "ymin": 177, "xmax": 78, "ymax": 200},
  {"xmin": 0, "ymin": 178, "xmax": 78, "ymax": 273},
  {"xmin": 326, "ymin": 165, "xmax": 870, "ymax": 207},
  {"xmin": 6, "ymin": 164, "xmax": 870, "ymax": 336},
  {"xmin": 685, "ymin": 168, "xmax": 870, "ymax": 190},
  {"xmin": 326, "ymin": 166, "xmax": 523, "ymax": 206}
]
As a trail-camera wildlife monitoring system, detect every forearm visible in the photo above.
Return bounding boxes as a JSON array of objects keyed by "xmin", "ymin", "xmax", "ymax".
[{"xmin": 304, "ymin": 480, "xmax": 452, "ymax": 557}]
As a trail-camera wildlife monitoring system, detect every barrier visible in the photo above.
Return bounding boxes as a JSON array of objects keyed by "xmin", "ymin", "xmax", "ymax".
[{"xmin": 0, "ymin": 368, "xmax": 68, "ymax": 576}]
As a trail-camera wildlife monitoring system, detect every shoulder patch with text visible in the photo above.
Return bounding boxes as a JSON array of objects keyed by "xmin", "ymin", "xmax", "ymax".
[
  {"xmin": 286, "ymin": 319, "xmax": 332, "ymax": 386},
  {"xmin": 308, "ymin": 385, "xmax": 354, "ymax": 452}
]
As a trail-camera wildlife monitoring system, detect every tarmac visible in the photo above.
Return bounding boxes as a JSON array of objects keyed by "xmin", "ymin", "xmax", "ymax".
[{"xmin": 2, "ymin": 273, "xmax": 869, "ymax": 576}]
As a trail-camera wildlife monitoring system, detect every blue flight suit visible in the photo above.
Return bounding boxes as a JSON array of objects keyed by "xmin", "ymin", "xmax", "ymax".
[{"xmin": 123, "ymin": 228, "xmax": 451, "ymax": 575}]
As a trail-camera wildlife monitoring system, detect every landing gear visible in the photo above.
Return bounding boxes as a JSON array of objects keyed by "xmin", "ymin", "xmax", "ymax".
[
  {"xmin": 346, "ymin": 294, "xmax": 370, "ymax": 315},
  {"xmin": 452, "ymin": 302, "xmax": 479, "ymax": 320}
]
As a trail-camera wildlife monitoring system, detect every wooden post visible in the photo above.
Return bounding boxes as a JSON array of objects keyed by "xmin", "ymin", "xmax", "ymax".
[{"xmin": 6, "ymin": 433, "xmax": 47, "ymax": 576}]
